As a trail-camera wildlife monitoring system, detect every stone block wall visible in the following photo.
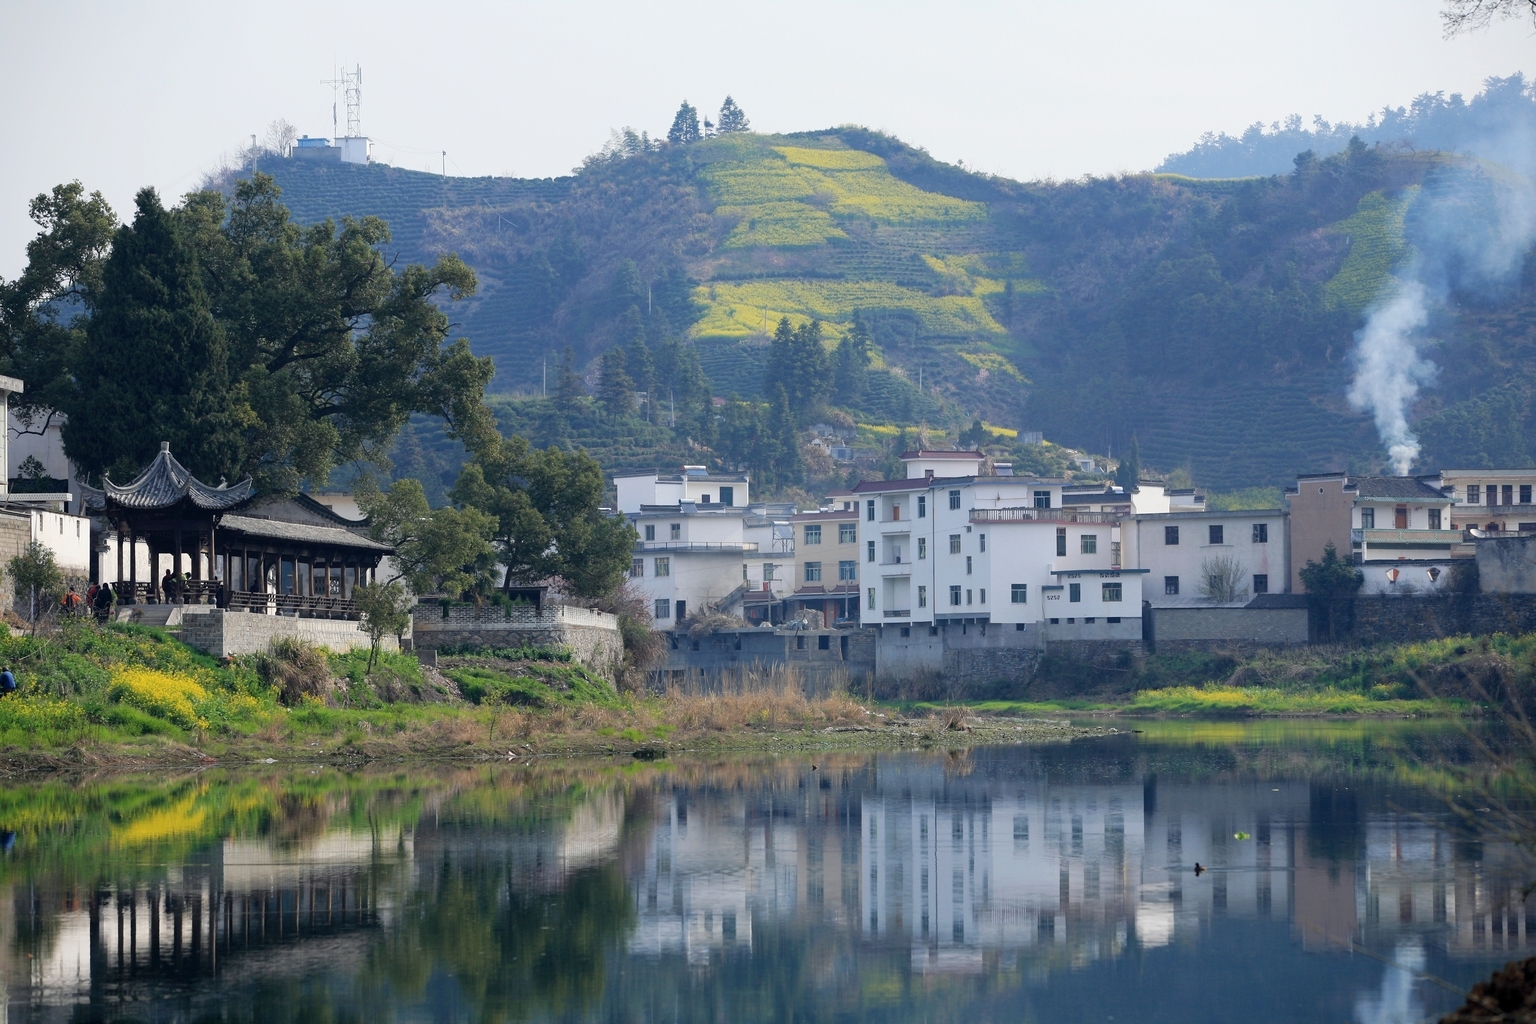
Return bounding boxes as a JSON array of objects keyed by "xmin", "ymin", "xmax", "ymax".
[
  {"xmin": 180, "ymin": 609, "xmax": 395, "ymax": 658},
  {"xmin": 1347, "ymin": 593, "xmax": 1536, "ymax": 644},
  {"xmin": 1149, "ymin": 607, "xmax": 1309, "ymax": 650},
  {"xmin": 411, "ymin": 602, "xmax": 623, "ymax": 680}
]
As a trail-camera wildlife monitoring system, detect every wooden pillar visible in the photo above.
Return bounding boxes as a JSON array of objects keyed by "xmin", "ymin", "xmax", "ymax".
[
  {"xmin": 116, "ymin": 525, "xmax": 124, "ymax": 585},
  {"xmin": 173, "ymin": 528, "xmax": 183, "ymax": 601},
  {"xmin": 128, "ymin": 530, "xmax": 137, "ymax": 586}
]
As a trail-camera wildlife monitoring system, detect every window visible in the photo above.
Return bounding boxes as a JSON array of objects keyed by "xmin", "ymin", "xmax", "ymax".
[
  {"xmin": 950, "ymin": 585, "xmax": 962, "ymax": 606},
  {"xmin": 1108, "ymin": 617, "xmax": 1121, "ymax": 623},
  {"xmin": 949, "ymin": 534, "xmax": 961, "ymax": 554},
  {"xmin": 670, "ymin": 523, "xmax": 681, "ymax": 540},
  {"xmin": 1056, "ymin": 528, "xmax": 1067, "ymax": 557},
  {"xmin": 867, "ymin": 499, "xmax": 875, "ymax": 521},
  {"xmin": 1523, "ymin": 485, "xmax": 1532, "ymax": 505},
  {"xmin": 918, "ymin": 585, "xmax": 927, "ymax": 608},
  {"xmin": 805, "ymin": 561, "xmax": 822, "ymax": 582},
  {"xmin": 840, "ymin": 523, "xmax": 857, "ymax": 543},
  {"xmin": 1011, "ymin": 583, "xmax": 1027, "ymax": 604},
  {"xmin": 979, "ymin": 588, "xmax": 986, "ymax": 604},
  {"xmin": 979, "ymin": 533, "xmax": 986, "ymax": 552},
  {"xmin": 654, "ymin": 557, "xmax": 670, "ymax": 577},
  {"xmin": 1084, "ymin": 617, "xmax": 1095, "ymax": 624},
  {"xmin": 1253, "ymin": 574, "xmax": 1269, "ymax": 594},
  {"xmin": 1428, "ymin": 508, "xmax": 1442, "ymax": 530},
  {"xmin": 892, "ymin": 504, "xmax": 901, "ymax": 521},
  {"xmin": 720, "ymin": 486, "xmax": 734, "ymax": 506},
  {"xmin": 805, "ymin": 524, "xmax": 822, "ymax": 544},
  {"xmin": 1506, "ymin": 485, "xmax": 1515, "ymax": 506},
  {"xmin": 818, "ymin": 634, "xmax": 830, "ymax": 650},
  {"xmin": 966, "ymin": 555, "xmax": 973, "ymax": 575},
  {"xmin": 839, "ymin": 560, "xmax": 857, "ymax": 581},
  {"xmin": 701, "ymin": 494, "xmax": 711, "ymax": 504},
  {"xmin": 796, "ymin": 634, "xmax": 805, "ymax": 650},
  {"xmin": 966, "ymin": 589, "xmax": 973, "ymax": 605},
  {"xmin": 645, "ymin": 524, "xmax": 656, "ymax": 541},
  {"xmin": 1050, "ymin": 617, "xmax": 1060, "ymax": 625},
  {"xmin": 763, "ymin": 563, "xmax": 776, "ymax": 581},
  {"xmin": 1165, "ymin": 525, "xmax": 1179, "ymax": 545},
  {"xmin": 918, "ymin": 537, "xmax": 927, "ymax": 559},
  {"xmin": 1165, "ymin": 576, "xmax": 1179, "ymax": 595},
  {"xmin": 1081, "ymin": 534, "xmax": 1097, "ymax": 555},
  {"xmin": 654, "ymin": 599, "xmax": 671, "ymax": 619},
  {"xmin": 1102, "ymin": 582, "xmax": 1122, "ymax": 602},
  {"xmin": 868, "ymin": 587, "xmax": 876, "ymax": 609},
  {"xmin": 631, "ymin": 558, "xmax": 644, "ymax": 578},
  {"xmin": 1468, "ymin": 485, "xmax": 1481, "ymax": 505},
  {"xmin": 900, "ymin": 626, "xmax": 910, "ymax": 637},
  {"xmin": 1361, "ymin": 507, "xmax": 1375, "ymax": 529},
  {"xmin": 949, "ymin": 489, "xmax": 961, "ymax": 510},
  {"xmin": 1208, "ymin": 524, "xmax": 1224, "ymax": 544},
  {"xmin": 867, "ymin": 541, "xmax": 876, "ymax": 562},
  {"xmin": 1034, "ymin": 490, "xmax": 1051, "ymax": 510},
  {"xmin": 918, "ymin": 496, "xmax": 927, "ymax": 518},
  {"xmin": 1252, "ymin": 523, "xmax": 1268, "ymax": 543},
  {"xmin": 1069, "ymin": 583, "xmax": 1081, "ymax": 602}
]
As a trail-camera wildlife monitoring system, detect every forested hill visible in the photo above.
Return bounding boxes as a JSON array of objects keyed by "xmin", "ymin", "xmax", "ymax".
[{"xmin": 256, "ymin": 124, "xmax": 1536, "ymax": 489}]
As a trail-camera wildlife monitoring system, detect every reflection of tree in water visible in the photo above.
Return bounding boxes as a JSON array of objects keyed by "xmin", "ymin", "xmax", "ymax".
[{"xmin": 363, "ymin": 860, "xmax": 634, "ymax": 1020}]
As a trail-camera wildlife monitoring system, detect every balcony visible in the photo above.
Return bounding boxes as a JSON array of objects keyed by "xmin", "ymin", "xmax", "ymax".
[
  {"xmin": 970, "ymin": 508, "xmax": 1121, "ymax": 524},
  {"xmin": 634, "ymin": 541, "xmax": 760, "ymax": 553},
  {"xmin": 882, "ymin": 609, "xmax": 911, "ymax": 618},
  {"xmin": 1359, "ymin": 528, "xmax": 1464, "ymax": 549}
]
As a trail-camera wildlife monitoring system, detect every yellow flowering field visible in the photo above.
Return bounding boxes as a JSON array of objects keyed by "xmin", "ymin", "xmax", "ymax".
[
  {"xmin": 109, "ymin": 668, "xmax": 209, "ymax": 730},
  {"xmin": 692, "ymin": 280, "xmax": 1005, "ymax": 343}
]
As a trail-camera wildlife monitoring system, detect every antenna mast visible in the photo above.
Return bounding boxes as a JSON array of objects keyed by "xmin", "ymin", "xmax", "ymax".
[{"xmin": 321, "ymin": 64, "xmax": 363, "ymax": 138}]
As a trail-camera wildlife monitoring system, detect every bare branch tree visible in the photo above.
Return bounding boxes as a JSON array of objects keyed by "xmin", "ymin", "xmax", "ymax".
[
  {"xmin": 264, "ymin": 119, "xmax": 298, "ymax": 158},
  {"xmin": 1443, "ymin": 0, "xmax": 1536, "ymax": 37},
  {"xmin": 1198, "ymin": 555, "xmax": 1249, "ymax": 603}
]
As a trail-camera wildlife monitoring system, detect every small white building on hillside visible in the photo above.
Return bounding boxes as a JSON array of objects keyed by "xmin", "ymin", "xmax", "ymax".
[{"xmin": 616, "ymin": 466, "xmax": 748, "ymax": 514}]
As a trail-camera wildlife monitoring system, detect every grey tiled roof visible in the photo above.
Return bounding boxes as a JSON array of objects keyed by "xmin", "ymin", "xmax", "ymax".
[
  {"xmin": 1348, "ymin": 476, "xmax": 1451, "ymax": 500},
  {"xmin": 217, "ymin": 514, "xmax": 392, "ymax": 552},
  {"xmin": 85, "ymin": 443, "xmax": 254, "ymax": 512}
]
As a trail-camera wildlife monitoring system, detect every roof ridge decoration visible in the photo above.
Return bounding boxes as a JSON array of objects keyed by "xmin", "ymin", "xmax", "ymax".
[{"xmin": 90, "ymin": 441, "xmax": 254, "ymax": 512}]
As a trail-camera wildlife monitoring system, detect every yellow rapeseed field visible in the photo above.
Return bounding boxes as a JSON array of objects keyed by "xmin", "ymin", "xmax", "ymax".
[
  {"xmin": 109, "ymin": 668, "xmax": 209, "ymax": 730},
  {"xmin": 692, "ymin": 280, "xmax": 1005, "ymax": 342}
]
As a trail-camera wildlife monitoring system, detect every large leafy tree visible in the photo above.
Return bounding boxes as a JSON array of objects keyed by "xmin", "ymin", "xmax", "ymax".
[
  {"xmin": 64, "ymin": 188, "xmax": 246, "ymax": 480},
  {"xmin": 3, "ymin": 174, "xmax": 495, "ymax": 490},
  {"xmin": 452, "ymin": 435, "xmax": 635, "ymax": 598},
  {"xmin": 358, "ymin": 477, "xmax": 499, "ymax": 599}
]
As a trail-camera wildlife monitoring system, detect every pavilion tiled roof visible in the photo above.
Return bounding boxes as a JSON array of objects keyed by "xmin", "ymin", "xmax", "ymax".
[{"xmin": 82, "ymin": 442, "xmax": 254, "ymax": 512}]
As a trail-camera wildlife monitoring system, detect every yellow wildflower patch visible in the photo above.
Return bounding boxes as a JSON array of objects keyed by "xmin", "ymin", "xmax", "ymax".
[
  {"xmin": 109, "ymin": 668, "xmax": 208, "ymax": 730},
  {"xmin": 959, "ymin": 350, "xmax": 1026, "ymax": 382},
  {"xmin": 692, "ymin": 280, "xmax": 1004, "ymax": 343}
]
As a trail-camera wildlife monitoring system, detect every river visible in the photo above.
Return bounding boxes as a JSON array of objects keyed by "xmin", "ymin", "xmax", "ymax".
[{"xmin": 0, "ymin": 721, "xmax": 1527, "ymax": 1022}]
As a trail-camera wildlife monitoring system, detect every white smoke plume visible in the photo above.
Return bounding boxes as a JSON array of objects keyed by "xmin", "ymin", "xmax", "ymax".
[
  {"xmin": 1347, "ymin": 279, "xmax": 1435, "ymax": 475},
  {"xmin": 1347, "ymin": 156, "xmax": 1536, "ymax": 475}
]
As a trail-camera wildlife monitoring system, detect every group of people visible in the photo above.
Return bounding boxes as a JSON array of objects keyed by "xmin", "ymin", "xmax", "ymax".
[{"xmin": 60, "ymin": 583, "xmax": 117, "ymax": 621}]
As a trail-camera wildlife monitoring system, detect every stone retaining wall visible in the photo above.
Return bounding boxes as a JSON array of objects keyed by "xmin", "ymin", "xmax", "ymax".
[
  {"xmin": 411, "ymin": 602, "xmax": 623, "ymax": 680},
  {"xmin": 180, "ymin": 609, "xmax": 394, "ymax": 658},
  {"xmin": 1149, "ymin": 607, "xmax": 1309, "ymax": 650}
]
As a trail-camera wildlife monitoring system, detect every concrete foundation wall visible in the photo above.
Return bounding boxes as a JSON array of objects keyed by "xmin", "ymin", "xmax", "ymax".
[
  {"xmin": 1151, "ymin": 607, "xmax": 1309, "ymax": 648},
  {"xmin": 411, "ymin": 603, "xmax": 623, "ymax": 680},
  {"xmin": 654, "ymin": 627, "xmax": 875, "ymax": 694},
  {"xmin": 179, "ymin": 608, "xmax": 393, "ymax": 658}
]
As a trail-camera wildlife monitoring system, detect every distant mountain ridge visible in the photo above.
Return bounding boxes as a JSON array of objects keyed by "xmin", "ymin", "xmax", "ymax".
[{"xmin": 1158, "ymin": 74, "xmax": 1536, "ymax": 179}]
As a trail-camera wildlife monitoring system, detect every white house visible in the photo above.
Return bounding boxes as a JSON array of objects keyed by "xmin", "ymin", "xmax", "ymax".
[
  {"xmin": 616, "ymin": 466, "xmax": 748, "ymax": 514},
  {"xmin": 1126, "ymin": 508, "xmax": 1289, "ymax": 607}
]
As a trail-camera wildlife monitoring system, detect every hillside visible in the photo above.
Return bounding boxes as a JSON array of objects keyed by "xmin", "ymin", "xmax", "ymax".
[{"xmin": 257, "ymin": 121, "xmax": 1536, "ymax": 490}]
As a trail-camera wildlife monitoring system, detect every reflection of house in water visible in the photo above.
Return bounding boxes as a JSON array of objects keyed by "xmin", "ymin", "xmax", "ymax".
[{"xmin": 1, "ymin": 826, "xmax": 413, "ymax": 1009}]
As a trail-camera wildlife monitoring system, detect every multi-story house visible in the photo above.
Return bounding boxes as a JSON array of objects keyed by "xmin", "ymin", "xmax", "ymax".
[
  {"xmin": 1435, "ymin": 469, "xmax": 1536, "ymax": 534},
  {"xmin": 787, "ymin": 505, "xmax": 861, "ymax": 625},
  {"xmin": 1286, "ymin": 474, "xmax": 1466, "ymax": 595},
  {"xmin": 1126, "ymin": 508, "xmax": 1289, "ymax": 607},
  {"xmin": 617, "ymin": 468, "xmax": 795, "ymax": 627}
]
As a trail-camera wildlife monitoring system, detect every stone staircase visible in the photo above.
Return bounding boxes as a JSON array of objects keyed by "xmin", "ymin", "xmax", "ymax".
[{"xmin": 115, "ymin": 604, "xmax": 184, "ymax": 629}]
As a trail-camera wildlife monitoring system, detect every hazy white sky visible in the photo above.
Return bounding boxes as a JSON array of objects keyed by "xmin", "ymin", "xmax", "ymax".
[{"xmin": 1, "ymin": 0, "xmax": 1531, "ymax": 277}]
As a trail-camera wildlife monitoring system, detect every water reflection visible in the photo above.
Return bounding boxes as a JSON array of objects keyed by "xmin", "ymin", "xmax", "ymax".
[{"xmin": 0, "ymin": 724, "xmax": 1529, "ymax": 1022}]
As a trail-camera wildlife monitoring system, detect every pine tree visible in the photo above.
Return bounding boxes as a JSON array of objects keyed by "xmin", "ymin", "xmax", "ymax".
[
  {"xmin": 717, "ymin": 96, "xmax": 750, "ymax": 133},
  {"xmin": 552, "ymin": 346, "xmax": 583, "ymax": 412},
  {"xmin": 667, "ymin": 101, "xmax": 701, "ymax": 145},
  {"xmin": 597, "ymin": 346, "xmax": 635, "ymax": 419},
  {"xmin": 833, "ymin": 315, "xmax": 872, "ymax": 406},
  {"xmin": 63, "ymin": 187, "xmax": 243, "ymax": 481},
  {"xmin": 765, "ymin": 384, "xmax": 803, "ymax": 487},
  {"xmin": 1115, "ymin": 435, "xmax": 1142, "ymax": 490},
  {"xmin": 620, "ymin": 305, "xmax": 654, "ymax": 418},
  {"xmin": 762, "ymin": 317, "xmax": 830, "ymax": 427}
]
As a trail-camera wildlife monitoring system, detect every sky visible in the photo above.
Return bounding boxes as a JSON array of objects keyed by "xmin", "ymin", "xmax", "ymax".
[{"xmin": 1, "ymin": 0, "xmax": 1532, "ymax": 277}]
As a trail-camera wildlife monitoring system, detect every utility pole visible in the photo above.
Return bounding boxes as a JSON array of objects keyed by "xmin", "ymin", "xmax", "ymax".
[
  {"xmin": 648, "ymin": 285, "xmax": 652, "ymax": 315},
  {"xmin": 543, "ymin": 358, "xmax": 547, "ymax": 398},
  {"xmin": 442, "ymin": 151, "xmax": 447, "ymax": 177},
  {"xmin": 251, "ymin": 134, "xmax": 258, "ymax": 172}
]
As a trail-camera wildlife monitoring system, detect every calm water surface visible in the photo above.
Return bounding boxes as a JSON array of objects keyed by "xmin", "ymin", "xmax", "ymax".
[{"xmin": 0, "ymin": 721, "xmax": 1530, "ymax": 1023}]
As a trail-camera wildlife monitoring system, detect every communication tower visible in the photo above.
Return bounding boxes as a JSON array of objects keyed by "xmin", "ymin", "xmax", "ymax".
[{"xmin": 322, "ymin": 64, "xmax": 363, "ymax": 138}]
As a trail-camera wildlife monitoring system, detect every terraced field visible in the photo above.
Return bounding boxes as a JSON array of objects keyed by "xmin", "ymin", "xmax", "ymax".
[{"xmin": 1322, "ymin": 188, "xmax": 1417, "ymax": 314}]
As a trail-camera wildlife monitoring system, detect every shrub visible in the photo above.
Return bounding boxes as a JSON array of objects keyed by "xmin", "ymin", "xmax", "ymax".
[{"xmin": 257, "ymin": 638, "xmax": 334, "ymax": 706}]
